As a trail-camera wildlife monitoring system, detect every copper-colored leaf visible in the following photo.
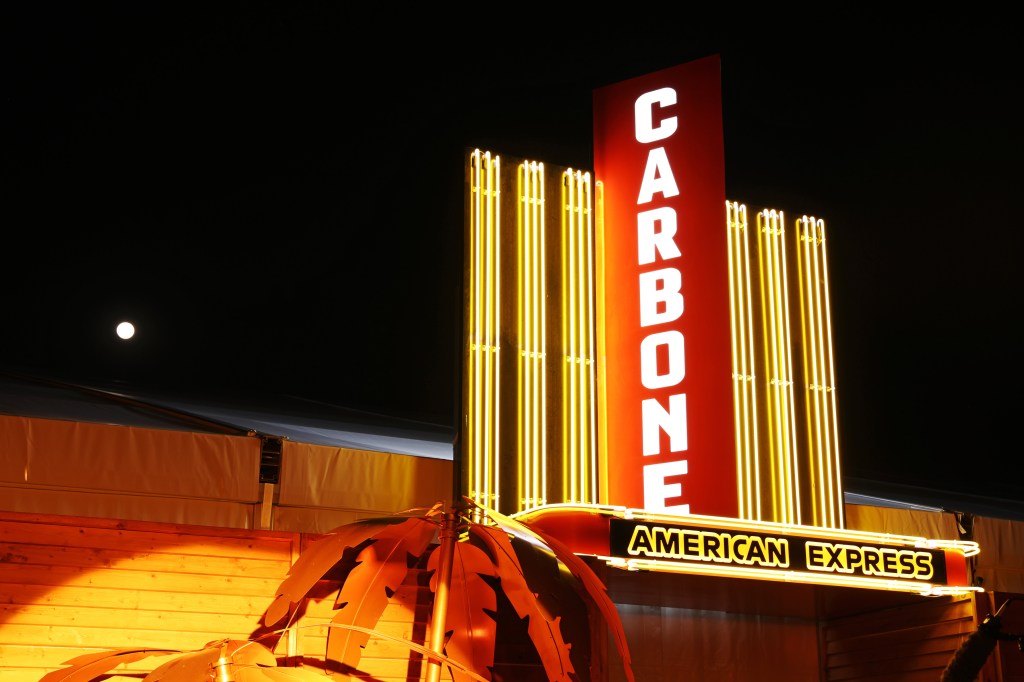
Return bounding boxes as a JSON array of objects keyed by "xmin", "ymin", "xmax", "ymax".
[
  {"xmin": 141, "ymin": 639, "xmax": 278, "ymax": 682},
  {"xmin": 217, "ymin": 639, "xmax": 279, "ymax": 667},
  {"xmin": 325, "ymin": 517, "xmax": 439, "ymax": 670},
  {"xmin": 469, "ymin": 524, "xmax": 575, "ymax": 682},
  {"xmin": 265, "ymin": 505, "xmax": 443, "ymax": 627},
  {"xmin": 38, "ymin": 648, "xmax": 181, "ymax": 682},
  {"xmin": 318, "ymin": 622, "xmax": 490, "ymax": 682},
  {"xmin": 235, "ymin": 666, "xmax": 338, "ymax": 682},
  {"xmin": 265, "ymin": 518, "xmax": 402, "ymax": 626},
  {"xmin": 474, "ymin": 501, "xmax": 636, "ymax": 682},
  {"xmin": 427, "ymin": 539, "xmax": 498, "ymax": 682},
  {"xmin": 143, "ymin": 646, "xmax": 222, "ymax": 682},
  {"xmin": 38, "ymin": 640, "xmax": 281, "ymax": 682}
]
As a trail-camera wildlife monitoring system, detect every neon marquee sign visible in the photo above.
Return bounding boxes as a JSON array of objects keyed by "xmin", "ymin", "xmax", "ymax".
[
  {"xmin": 594, "ymin": 55, "xmax": 736, "ymax": 516},
  {"xmin": 516, "ymin": 504, "xmax": 980, "ymax": 596}
]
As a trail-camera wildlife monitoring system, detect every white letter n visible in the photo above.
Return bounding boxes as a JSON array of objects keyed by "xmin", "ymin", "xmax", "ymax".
[{"xmin": 642, "ymin": 394, "xmax": 688, "ymax": 455}]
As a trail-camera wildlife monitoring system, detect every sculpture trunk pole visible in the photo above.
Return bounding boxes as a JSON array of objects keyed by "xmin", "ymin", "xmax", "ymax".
[{"xmin": 425, "ymin": 509, "xmax": 458, "ymax": 682}]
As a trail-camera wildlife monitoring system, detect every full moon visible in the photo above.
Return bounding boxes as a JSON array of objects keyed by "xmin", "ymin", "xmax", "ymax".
[{"xmin": 116, "ymin": 321, "xmax": 136, "ymax": 340}]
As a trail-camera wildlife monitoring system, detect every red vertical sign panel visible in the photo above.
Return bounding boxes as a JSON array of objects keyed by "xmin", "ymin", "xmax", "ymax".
[{"xmin": 593, "ymin": 55, "xmax": 737, "ymax": 517}]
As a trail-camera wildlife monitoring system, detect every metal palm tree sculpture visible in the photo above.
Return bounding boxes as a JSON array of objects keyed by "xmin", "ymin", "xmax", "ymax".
[{"xmin": 40, "ymin": 498, "xmax": 634, "ymax": 682}]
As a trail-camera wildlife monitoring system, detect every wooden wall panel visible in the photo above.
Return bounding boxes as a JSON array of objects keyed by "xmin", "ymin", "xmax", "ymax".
[
  {"xmin": 984, "ymin": 591, "xmax": 1024, "ymax": 682},
  {"xmin": 287, "ymin": 568, "xmax": 436, "ymax": 680},
  {"xmin": 602, "ymin": 602, "xmax": 820, "ymax": 681},
  {"xmin": 0, "ymin": 511, "xmax": 299, "ymax": 682},
  {"xmin": 821, "ymin": 594, "xmax": 976, "ymax": 682}
]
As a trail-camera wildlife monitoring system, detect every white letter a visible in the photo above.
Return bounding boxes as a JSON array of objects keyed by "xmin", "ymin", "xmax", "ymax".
[{"xmin": 637, "ymin": 147, "xmax": 679, "ymax": 204}]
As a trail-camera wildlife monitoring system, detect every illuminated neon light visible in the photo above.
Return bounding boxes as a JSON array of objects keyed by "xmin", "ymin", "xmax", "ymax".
[
  {"xmin": 727, "ymin": 201, "xmax": 761, "ymax": 520},
  {"xmin": 584, "ymin": 173, "xmax": 598, "ymax": 506},
  {"xmin": 726, "ymin": 203, "xmax": 847, "ymax": 529},
  {"xmin": 467, "ymin": 150, "xmax": 501, "ymax": 509},
  {"xmin": 468, "ymin": 152, "xmax": 851, "ymax": 528},
  {"xmin": 514, "ymin": 502, "xmax": 981, "ymax": 556},
  {"xmin": 466, "ymin": 152, "xmax": 602, "ymax": 516},
  {"xmin": 817, "ymin": 216, "xmax": 843, "ymax": 527},
  {"xmin": 626, "ymin": 523, "xmax": 790, "ymax": 566},
  {"xmin": 469, "ymin": 150, "xmax": 483, "ymax": 505},
  {"xmin": 795, "ymin": 215, "xmax": 844, "ymax": 528},
  {"xmin": 490, "ymin": 153, "xmax": 500, "ymax": 508},
  {"xmin": 778, "ymin": 213, "xmax": 802, "ymax": 523},
  {"xmin": 595, "ymin": 180, "xmax": 610, "ymax": 507},
  {"xmin": 561, "ymin": 172, "xmax": 574, "ymax": 501},
  {"xmin": 604, "ymin": 556, "xmax": 981, "ymax": 597},
  {"xmin": 797, "ymin": 215, "xmax": 820, "ymax": 524},
  {"xmin": 517, "ymin": 161, "xmax": 546, "ymax": 511},
  {"xmin": 757, "ymin": 209, "xmax": 801, "ymax": 524},
  {"xmin": 513, "ymin": 503, "xmax": 981, "ymax": 594},
  {"xmin": 517, "ymin": 159, "xmax": 525, "ymax": 509},
  {"xmin": 765, "ymin": 206, "xmax": 802, "ymax": 520},
  {"xmin": 561, "ymin": 169, "xmax": 597, "ymax": 505},
  {"xmin": 562, "ymin": 172, "xmax": 575, "ymax": 501}
]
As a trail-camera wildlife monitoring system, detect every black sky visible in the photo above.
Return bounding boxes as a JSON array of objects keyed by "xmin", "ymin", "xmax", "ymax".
[{"xmin": 2, "ymin": 7, "xmax": 1020, "ymax": 503}]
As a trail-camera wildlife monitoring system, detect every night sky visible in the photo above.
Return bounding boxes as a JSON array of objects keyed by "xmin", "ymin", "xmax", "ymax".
[{"xmin": 3, "ymin": 7, "xmax": 1020, "ymax": 505}]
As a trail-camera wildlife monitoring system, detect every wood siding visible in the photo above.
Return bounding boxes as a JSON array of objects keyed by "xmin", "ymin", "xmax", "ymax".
[
  {"xmin": 820, "ymin": 594, "xmax": 979, "ymax": 682},
  {"xmin": 0, "ymin": 511, "xmax": 455, "ymax": 682}
]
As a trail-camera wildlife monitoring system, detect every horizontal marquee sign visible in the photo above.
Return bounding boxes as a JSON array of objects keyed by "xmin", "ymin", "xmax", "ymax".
[
  {"xmin": 515, "ymin": 504, "xmax": 981, "ymax": 596},
  {"xmin": 611, "ymin": 518, "xmax": 946, "ymax": 583}
]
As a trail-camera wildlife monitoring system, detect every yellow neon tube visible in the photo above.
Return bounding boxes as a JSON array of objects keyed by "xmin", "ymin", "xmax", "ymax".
[
  {"xmin": 741, "ymin": 205, "xmax": 761, "ymax": 520},
  {"xmin": 777, "ymin": 214, "xmax": 802, "ymax": 525},
  {"xmin": 584, "ymin": 172, "xmax": 598, "ymax": 504},
  {"xmin": 537, "ymin": 163, "xmax": 547, "ymax": 508},
  {"xmin": 818, "ymin": 216, "xmax": 844, "ymax": 527},
  {"xmin": 603, "ymin": 556, "xmax": 983, "ymax": 596},
  {"xmin": 517, "ymin": 162, "xmax": 528, "ymax": 509},
  {"xmin": 561, "ymin": 170, "xmax": 576, "ymax": 502},
  {"xmin": 489, "ymin": 154, "xmax": 501, "ymax": 508},
  {"xmin": 470, "ymin": 150, "xmax": 484, "ymax": 504},
  {"xmin": 467, "ymin": 150, "xmax": 502, "ymax": 508}
]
